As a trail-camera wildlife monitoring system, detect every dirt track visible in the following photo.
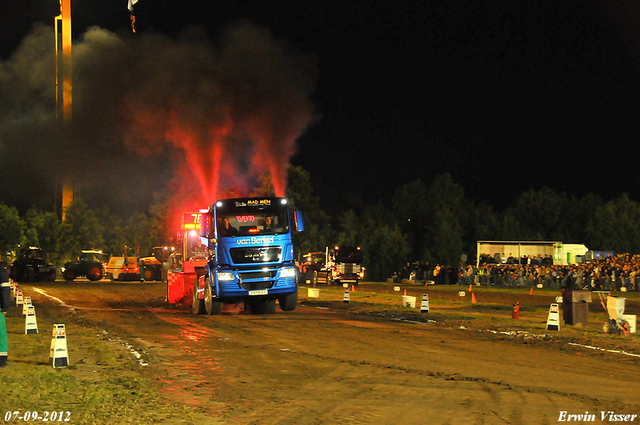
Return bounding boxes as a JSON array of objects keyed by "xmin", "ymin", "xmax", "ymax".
[{"xmin": 18, "ymin": 280, "xmax": 640, "ymax": 424}]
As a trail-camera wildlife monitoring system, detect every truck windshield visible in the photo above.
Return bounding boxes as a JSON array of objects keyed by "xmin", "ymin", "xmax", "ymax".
[{"xmin": 215, "ymin": 198, "xmax": 290, "ymax": 237}]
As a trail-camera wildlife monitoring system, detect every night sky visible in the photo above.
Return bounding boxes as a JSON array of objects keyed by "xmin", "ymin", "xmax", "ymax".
[{"xmin": 2, "ymin": 1, "xmax": 640, "ymax": 217}]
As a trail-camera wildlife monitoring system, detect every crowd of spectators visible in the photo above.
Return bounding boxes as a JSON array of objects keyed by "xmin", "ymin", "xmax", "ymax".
[
  {"xmin": 400, "ymin": 253, "xmax": 640, "ymax": 292},
  {"xmin": 457, "ymin": 253, "xmax": 640, "ymax": 291}
]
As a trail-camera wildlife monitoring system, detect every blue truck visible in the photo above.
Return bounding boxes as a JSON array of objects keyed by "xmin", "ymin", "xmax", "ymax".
[{"xmin": 192, "ymin": 197, "xmax": 303, "ymax": 315}]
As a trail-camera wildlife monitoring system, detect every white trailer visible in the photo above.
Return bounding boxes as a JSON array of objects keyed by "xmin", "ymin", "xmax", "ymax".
[{"xmin": 476, "ymin": 241, "xmax": 589, "ymax": 267}]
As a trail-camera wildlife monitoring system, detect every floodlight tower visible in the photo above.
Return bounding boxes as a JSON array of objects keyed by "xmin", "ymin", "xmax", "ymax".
[{"xmin": 55, "ymin": 0, "xmax": 74, "ymax": 220}]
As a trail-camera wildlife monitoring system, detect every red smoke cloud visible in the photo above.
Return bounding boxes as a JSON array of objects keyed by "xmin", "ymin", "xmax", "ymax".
[{"xmin": 125, "ymin": 21, "xmax": 317, "ymax": 214}]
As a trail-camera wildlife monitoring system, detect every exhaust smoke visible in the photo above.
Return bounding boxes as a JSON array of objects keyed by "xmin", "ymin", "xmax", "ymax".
[{"xmin": 0, "ymin": 21, "xmax": 317, "ymax": 216}]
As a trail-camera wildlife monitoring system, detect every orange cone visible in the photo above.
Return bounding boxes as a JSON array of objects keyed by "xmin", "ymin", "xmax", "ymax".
[
  {"xmin": 472, "ymin": 293, "xmax": 477, "ymax": 304},
  {"xmin": 529, "ymin": 287, "xmax": 533, "ymax": 295},
  {"xmin": 469, "ymin": 284, "xmax": 473, "ymax": 292},
  {"xmin": 351, "ymin": 284, "xmax": 355, "ymax": 292},
  {"xmin": 403, "ymin": 289, "xmax": 407, "ymax": 296}
]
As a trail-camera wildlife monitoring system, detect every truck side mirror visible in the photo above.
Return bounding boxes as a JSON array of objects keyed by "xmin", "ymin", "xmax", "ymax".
[
  {"xmin": 200, "ymin": 213, "xmax": 209, "ymax": 238},
  {"xmin": 294, "ymin": 211, "xmax": 304, "ymax": 232}
]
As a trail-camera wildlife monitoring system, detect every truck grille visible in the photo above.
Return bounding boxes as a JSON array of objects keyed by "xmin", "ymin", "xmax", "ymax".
[
  {"xmin": 241, "ymin": 281, "xmax": 275, "ymax": 291},
  {"xmin": 238, "ymin": 270, "xmax": 277, "ymax": 280},
  {"xmin": 230, "ymin": 247, "xmax": 281, "ymax": 264},
  {"xmin": 337, "ymin": 263, "xmax": 361, "ymax": 274}
]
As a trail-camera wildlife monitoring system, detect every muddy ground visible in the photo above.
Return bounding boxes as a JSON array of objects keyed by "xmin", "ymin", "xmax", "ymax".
[{"xmin": 13, "ymin": 280, "xmax": 640, "ymax": 424}]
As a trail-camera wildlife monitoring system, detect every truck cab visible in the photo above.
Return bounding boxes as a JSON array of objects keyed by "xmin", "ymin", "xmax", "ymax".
[
  {"xmin": 326, "ymin": 245, "xmax": 364, "ymax": 286},
  {"xmin": 193, "ymin": 197, "xmax": 303, "ymax": 315}
]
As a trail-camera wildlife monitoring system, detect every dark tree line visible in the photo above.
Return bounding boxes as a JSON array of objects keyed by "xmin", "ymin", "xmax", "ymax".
[
  {"xmin": 290, "ymin": 171, "xmax": 640, "ymax": 281},
  {"xmin": 0, "ymin": 167, "xmax": 638, "ymax": 282}
]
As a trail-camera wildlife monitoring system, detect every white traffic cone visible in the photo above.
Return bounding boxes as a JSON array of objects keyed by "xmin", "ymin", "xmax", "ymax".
[
  {"xmin": 343, "ymin": 288, "xmax": 350, "ymax": 303},
  {"xmin": 50, "ymin": 324, "xmax": 69, "ymax": 368},
  {"xmin": 25, "ymin": 305, "xmax": 38, "ymax": 334},
  {"xmin": 546, "ymin": 303, "xmax": 560, "ymax": 331},
  {"xmin": 16, "ymin": 289, "xmax": 23, "ymax": 307},
  {"xmin": 23, "ymin": 296, "xmax": 32, "ymax": 317},
  {"xmin": 420, "ymin": 294, "xmax": 430, "ymax": 313}
]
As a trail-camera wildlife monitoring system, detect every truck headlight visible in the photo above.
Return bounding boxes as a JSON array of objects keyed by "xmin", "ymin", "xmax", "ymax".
[
  {"xmin": 280, "ymin": 268, "xmax": 297, "ymax": 278},
  {"xmin": 217, "ymin": 271, "xmax": 235, "ymax": 281}
]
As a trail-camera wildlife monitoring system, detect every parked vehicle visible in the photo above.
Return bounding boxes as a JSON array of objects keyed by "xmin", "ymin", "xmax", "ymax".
[
  {"xmin": 10, "ymin": 246, "xmax": 56, "ymax": 282},
  {"xmin": 105, "ymin": 246, "xmax": 140, "ymax": 281},
  {"xmin": 62, "ymin": 249, "xmax": 109, "ymax": 281}
]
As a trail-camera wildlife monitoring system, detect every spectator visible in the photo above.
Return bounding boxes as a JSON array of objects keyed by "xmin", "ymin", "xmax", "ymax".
[{"xmin": 0, "ymin": 262, "xmax": 10, "ymax": 367}]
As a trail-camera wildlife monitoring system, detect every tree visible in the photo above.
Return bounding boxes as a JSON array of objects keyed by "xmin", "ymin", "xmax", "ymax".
[
  {"xmin": 0, "ymin": 201, "xmax": 24, "ymax": 260},
  {"xmin": 503, "ymin": 187, "xmax": 566, "ymax": 240},
  {"xmin": 285, "ymin": 166, "xmax": 332, "ymax": 257},
  {"xmin": 422, "ymin": 173, "xmax": 467, "ymax": 266},
  {"xmin": 336, "ymin": 210, "xmax": 360, "ymax": 246},
  {"xmin": 23, "ymin": 208, "xmax": 63, "ymax": 263},
  {"xmin": 348, "ymin": 202, "xmax": 410, "ymax": 281},
  {"xmin": 425, "ymin": 208, "xmax": 464, "ymax": 267},
  {"xmin": 363, "ymin": 224, "xmax": 410, "ymax": 281},
  {"xmin": 586, "ymin": 194, "xmax": 640, "ymax": 253},
  {"xmin": 392, "ymin": 179, "xmax": 427, "ymax": 259},
  {"xmin": 59, "ymin": 197, "xmax": 106, "ymax": 260}
]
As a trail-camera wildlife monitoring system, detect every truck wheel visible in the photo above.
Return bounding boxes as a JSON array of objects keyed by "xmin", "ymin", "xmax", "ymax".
[
  {"xmin": 204, "ymin": 282, "xmax": 223, "ymax": 315},
  {"xmin": 192, "ymin": 281, "xmax": 205, "ymax": 314},
  {"xmin": 87, "ymin": 265, "xmax": 104, "ymax": 281},
  {"xmin": 278, "ymin": 291, "xmax": 298, "ymax": 311},
  {"xmin": 63, "ymin": 269, "xmax": 76, "ymax": 281}
]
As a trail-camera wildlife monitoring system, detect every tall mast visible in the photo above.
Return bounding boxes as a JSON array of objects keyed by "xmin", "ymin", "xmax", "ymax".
[{"xmin": 55, "ymin": 0, "xmax": 73, "ymax": 220}]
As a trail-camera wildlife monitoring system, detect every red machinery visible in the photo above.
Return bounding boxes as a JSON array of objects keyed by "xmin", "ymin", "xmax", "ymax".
[{"xmin": 166, "ymin": 211, "xmax": 208, "ymax": 305}]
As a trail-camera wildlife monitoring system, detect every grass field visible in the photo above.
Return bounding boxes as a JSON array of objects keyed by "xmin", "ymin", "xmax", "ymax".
[{"xmin": 0, "ymin": 301, "xmax": 214, "ymax": 424}]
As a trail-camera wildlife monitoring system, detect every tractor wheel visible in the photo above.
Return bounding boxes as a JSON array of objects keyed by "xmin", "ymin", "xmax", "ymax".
[
  {"xmin": 204, "ymin": 282, "xmax": 223, "ymax": 315},
  {"xmin": 87, "ymin": 265, "xmax": 104, "ymax": 281},
  {"xmin": 63, "ymin": 269, "xmax": 76, "ymax": 281},
  {"xmin": 144, "ymin": 268, "xmax": 154, "ymax": 281},
  {"xmin": 192, "ymin": 281, "xmax": 205, "ymax": 315}
]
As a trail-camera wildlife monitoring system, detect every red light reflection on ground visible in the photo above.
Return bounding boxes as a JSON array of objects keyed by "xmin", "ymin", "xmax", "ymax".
[{"xmin": 152, "ymin": 315, "xmax": 224, "ymax": 407}]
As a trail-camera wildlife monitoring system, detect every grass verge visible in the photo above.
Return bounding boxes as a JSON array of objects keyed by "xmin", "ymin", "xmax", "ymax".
[{"xmin": 0, "ymin": 303, "xmax": 218, "ymax": 425}]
